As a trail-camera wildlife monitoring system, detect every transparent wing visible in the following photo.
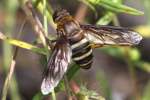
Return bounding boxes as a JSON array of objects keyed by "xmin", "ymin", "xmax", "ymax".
[
  {"xmin": 41, "ymin": 36, "xmax": 72, "ymax": 95},
  {"xmin": 80, "ymin": 24, "xmax": 142, "ymax": 48}
]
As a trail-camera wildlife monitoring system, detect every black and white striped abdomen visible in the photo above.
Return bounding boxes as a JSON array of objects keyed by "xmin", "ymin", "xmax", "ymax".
[{"xmin": 69, "ymin": 31, "xmax": 93, "ymax": 69}]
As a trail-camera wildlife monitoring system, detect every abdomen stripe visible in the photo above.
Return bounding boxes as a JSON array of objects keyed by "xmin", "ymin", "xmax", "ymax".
[{"xmin": 71, "ymin": 37, "xmax": 93, "ymax": 69}]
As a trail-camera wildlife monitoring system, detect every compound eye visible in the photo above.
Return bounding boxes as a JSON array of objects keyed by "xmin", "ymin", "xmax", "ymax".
[{"xmin": 52, "ymin": 9, "xmax": 69, "ymax": 22}]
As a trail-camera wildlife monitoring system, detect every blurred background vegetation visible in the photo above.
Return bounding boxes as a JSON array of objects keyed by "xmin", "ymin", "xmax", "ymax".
[{"xmin": 0, "ymin": 0, "xmax": 150, "ymax": 100}]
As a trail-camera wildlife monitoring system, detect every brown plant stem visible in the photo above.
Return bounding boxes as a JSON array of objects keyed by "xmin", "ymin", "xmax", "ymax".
[
  {"xmin": 1, "ymin": 19, "xmax": 26, "ymax": 100},
  {"xmin": 124, "ymin": 48, "xmax": 141, "ymax": 100},
  {"xmin": 2, "ymin": 44, "xmax": 21, "ymax": 100},
  {"xmin": 112, "ymin": 14, "xmax": 141, "ymax": 100},
  {"xmin": 75, "ymin": 3, "xmax": 87, "ymax": 23},
  {"xmin": 21, "ymin": 1, "xmax": 48, "ymax": 48}
]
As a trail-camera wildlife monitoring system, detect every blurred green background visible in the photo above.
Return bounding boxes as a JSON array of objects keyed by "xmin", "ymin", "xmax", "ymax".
[{"xmin": 0, "ymin": 0, "xmax": 150, "ymax": 100}]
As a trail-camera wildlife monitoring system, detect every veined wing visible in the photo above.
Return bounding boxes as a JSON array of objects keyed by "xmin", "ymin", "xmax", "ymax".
[
  {"xmin": 41, "ymin": 36, "xmax": 72, "ymax": 95},
  {"xmin": 80, "ymin": 24, "xmax": 142, "ymax": 48}
]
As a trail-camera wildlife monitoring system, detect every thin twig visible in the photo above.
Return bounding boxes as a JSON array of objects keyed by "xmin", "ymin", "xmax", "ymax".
[
  {"xmin": 43, "ymin": 0, "xmax": 48, "ymax": 36},
  {"xmin": 51, "ymin": 89, "xmax": 56, "ymax": 100},
  {"xmin": 21, "ymin": 1, "xmax": 47, "ymax": 47},
  {"xmin": 1, "ymin": 19, "xmax": 26, "ymax": 100},
  {"xmin": 124, "ymin": 48, "xmax": 141, "ymax": 100},
  {"xmin": 64, "ymin": 75, "xmax": 73, "ymax": 99},
  {"xmin": 112, "ymin": 16, "xmax": 141, "ymax": 100},
  {"xmin": 2, "ymin": 59, "xmax": 16, "ymax": 100}
]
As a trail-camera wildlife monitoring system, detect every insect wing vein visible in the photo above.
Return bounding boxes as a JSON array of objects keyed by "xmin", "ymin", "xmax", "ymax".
[
  {"xmin": 81, "ymin": 24, "xmax": 142, "ymax": 47},
  {"xmin": 41, "ymin": 38, "xmax": 72, "ymax": 95}
]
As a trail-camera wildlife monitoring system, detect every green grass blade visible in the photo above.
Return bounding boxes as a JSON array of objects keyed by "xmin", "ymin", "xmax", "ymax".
[
  {"xmin": 86, "ymin": 0, "xmax": 144, "ymax": 15},
  {"xmin": 142, "ymin": 80, "xmax": 150, "ymax": 100},
  {"xmin": 96, "ymin": 12, "xmax": 114, "ymax": 25},
  {"xmin": 0, "ymin": 32, "xmax": 47, "ymax": 55},
  {"xmin": 32, "ymin": 0, "xmax": 55, "ymax": 27}
]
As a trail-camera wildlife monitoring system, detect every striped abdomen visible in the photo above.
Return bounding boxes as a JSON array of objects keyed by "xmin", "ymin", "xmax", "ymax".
[{"xmin": 69, "ymin": 30, "xmax": 93, "ymax": 69}]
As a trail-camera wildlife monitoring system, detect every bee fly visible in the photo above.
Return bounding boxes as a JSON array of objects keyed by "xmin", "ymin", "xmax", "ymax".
[{"xmin": 41, "ymin": 9, "xmax": 142, "ymax": 95}]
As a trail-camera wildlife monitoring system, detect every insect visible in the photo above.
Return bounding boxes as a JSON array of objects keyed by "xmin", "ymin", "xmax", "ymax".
[{"xmin": 41, "ymin": 9, "xmax": 142, "ymax": 95}]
